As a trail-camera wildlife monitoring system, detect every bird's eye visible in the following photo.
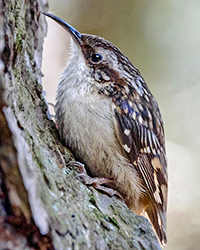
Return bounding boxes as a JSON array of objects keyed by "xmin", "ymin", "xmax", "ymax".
[{"xmin": 91, "ymin": 53, "xmax": 103, "ymax": 63}]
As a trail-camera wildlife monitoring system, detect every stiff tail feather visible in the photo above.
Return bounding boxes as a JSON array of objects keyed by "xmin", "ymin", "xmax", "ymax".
[{"xmin": 146, "ymin": 203, "xmax": 167, "ymax": 245}]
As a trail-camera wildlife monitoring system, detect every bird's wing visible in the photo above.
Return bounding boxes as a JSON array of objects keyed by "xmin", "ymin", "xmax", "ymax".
[{"xmin": 112, "ymin": 87, "xmax": 168, "ymax": 245}]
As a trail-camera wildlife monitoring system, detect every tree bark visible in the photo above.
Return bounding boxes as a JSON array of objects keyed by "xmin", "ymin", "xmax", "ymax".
[{"xmin": 0, "ymin": 0, "xmax": 161, "ymax": 249}]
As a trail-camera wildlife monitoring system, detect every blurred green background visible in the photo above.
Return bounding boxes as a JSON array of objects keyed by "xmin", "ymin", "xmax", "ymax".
[{"xmin": 42, "ymin": 1, "xmax": 200, "ymax": 249}]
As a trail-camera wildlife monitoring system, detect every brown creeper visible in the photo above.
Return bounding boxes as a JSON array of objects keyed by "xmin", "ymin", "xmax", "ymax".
[{"xmin": 43, "ymin": 13, "xmax": 168, "ymax": 245}]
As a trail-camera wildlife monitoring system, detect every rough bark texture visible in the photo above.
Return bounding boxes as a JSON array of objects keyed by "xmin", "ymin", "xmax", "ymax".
[{"xmin": 0, "ymin": 0, "xmax": 161, "ymax": 249}]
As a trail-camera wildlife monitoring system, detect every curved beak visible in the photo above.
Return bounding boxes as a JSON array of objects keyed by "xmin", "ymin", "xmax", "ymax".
[{"xmin": 42, "ymin": 13, "xmax": 82, "ymax": 45}]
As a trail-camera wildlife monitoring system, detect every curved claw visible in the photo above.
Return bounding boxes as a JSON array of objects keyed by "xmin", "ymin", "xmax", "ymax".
[{"xmin": 67, "ymin": 161, "xmax": 85, "ymax": 171}]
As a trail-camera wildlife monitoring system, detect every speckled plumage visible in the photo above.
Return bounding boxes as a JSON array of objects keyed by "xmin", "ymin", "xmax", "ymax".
[{"xmin": 44, "ymin": 13, "xmax": 168, "ymax": 245}]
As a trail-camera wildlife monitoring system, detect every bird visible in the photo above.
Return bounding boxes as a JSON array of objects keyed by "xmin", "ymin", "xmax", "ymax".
[{"xmin": 43, "ymin": 13, "xmax": 168, "ymax": 245}]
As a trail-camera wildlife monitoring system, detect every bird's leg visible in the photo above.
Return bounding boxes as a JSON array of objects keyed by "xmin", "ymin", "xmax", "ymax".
[{"xmin": 70, "ymin": 161, "xmax": 123, "ymax": 199}]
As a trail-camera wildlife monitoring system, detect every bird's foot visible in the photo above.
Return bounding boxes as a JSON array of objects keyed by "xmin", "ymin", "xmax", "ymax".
[{"xmin": 70, "ymin": 161, "xmax": 123, "ymax": 199}]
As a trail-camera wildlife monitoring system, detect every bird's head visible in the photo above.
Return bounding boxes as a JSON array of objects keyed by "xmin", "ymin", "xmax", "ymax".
[{"xmin": 43, "ymin": 13, "xmax": 138, "ymax": 92}]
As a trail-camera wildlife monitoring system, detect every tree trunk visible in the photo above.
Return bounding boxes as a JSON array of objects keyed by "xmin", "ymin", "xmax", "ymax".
[{"xmin": 0, "ymin": 0, "xmax": 161, "ymax": 249}]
